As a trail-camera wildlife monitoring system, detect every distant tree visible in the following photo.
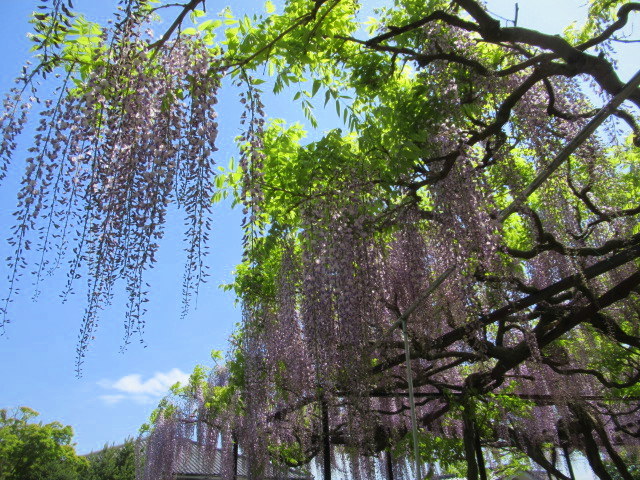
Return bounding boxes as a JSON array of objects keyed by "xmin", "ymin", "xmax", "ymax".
[
  {"xmin": 0, "ymin": 406, "xmax": 88, "ymax": 480},
  {"xmin": 86, "ymin": 438, "xmax": 136, "ymax": 480}
]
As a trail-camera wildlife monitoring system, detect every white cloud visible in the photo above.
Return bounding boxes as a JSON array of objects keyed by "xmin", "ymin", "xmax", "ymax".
[{"xmin": 98, "ymin": 368, "xmax": 189, "ymax": 405}]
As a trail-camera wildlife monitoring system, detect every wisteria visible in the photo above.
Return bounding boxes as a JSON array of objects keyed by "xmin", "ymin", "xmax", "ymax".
[
  {"xmin": 3, "ymin": 0, "xmax": 640, "ymax": 479},
  {"xmin": 0, "ymin": 6, "xmax": 225, "ymax": 368}
]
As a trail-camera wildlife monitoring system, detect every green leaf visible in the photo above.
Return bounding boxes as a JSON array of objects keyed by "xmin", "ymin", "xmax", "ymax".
[
  {"xmin": 198, "ymin": 19, "xmax": 220, "ymax": 31},
  {"xmin": 265, "ymin": 0, "xmax": 276, "ymax": 14},
  {"xmin": 181, "ymin": 27, "xmax": 198, "ymax": 36}
]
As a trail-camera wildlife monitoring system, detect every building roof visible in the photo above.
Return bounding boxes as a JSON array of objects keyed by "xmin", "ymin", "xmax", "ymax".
[{"xmin": 174, "ymin": 441, "xmax": 312, "ymax": 480}]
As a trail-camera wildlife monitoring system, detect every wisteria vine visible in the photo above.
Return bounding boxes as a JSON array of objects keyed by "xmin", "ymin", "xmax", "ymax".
[{"xmin": 2, "ymin": 0, "xmax": 640, "ymax": 479}]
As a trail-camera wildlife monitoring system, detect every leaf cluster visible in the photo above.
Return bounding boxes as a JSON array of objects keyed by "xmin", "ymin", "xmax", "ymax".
[{"xmin": 0, "ymin": 407, "xmax": 89, "ymax": 480}]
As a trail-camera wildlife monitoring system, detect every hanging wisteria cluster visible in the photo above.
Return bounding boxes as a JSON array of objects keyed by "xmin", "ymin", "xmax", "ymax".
[
  {"xmin": 144, "ymin": 0, "xmax": 638, "ymax": 478},
  {"xmin": 3, "ymin": 0, "xmax": 640, "ymax": 479},
  {"xmin": 0, "ymin": 5, "xmax": 225, "ymax": 368}
]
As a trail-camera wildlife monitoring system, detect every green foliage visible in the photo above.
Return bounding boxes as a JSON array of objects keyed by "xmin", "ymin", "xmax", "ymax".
[
  {"xmin": 28, "ymin": 11, "xmax": 106, "ymax": 79},
  {"xmin": 604, "ymin": 448, "xmax": 640, "ymax": 479},
  {"xmin": 85, "ymin": 439, "xmax": 136, "ymax": 480},
  {"xmin": 11, "ymin": 0, "xmax": 640, "ymax": 476},
  {"xmin": 143, "ymin": 352, "xmax": 247, "ymax": 436},
  {"xmin": 488, "ymin": 447, "xmax": 535, "ymax": 479},
  {"xmin": 564, "ymin": 0, "xmax": 631, "ymax": 43},
  {"xmin": 268, "ymin": 440, "xmax": 311, "ymax": 468},
  {"xmin": 414, "ymin": 431, "xmax": 466, "ymax": 475},
  {"xmin": 0, "ymin": 407, "xmax": 89, "ymax": 480}
]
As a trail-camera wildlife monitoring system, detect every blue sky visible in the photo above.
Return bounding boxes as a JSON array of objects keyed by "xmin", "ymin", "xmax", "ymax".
[
  {"xmin": 0, "ymin": 0, "xmax": 247, "ymax": 454},
  {"xmin": 0, "ymin": 1, "xmax": 636, "ymax": 473}
]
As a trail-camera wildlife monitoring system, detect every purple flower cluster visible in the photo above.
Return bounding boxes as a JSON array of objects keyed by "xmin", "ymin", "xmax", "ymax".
[{"xmin": 0, "ymin": 23, "xmax": 225, "ymax": 367}]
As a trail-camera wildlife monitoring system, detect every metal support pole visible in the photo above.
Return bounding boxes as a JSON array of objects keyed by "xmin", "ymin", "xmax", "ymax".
[
  {"xmin": 402, "ymin": 317, "xmax": 422, "ymax": 480},
  {"xmin": 322, "ymin": 400, "xmax": 332, "ymax": 480},
  {"xmin": 386, "ymin": 449, "xmax": 395, "ymax": 480},
  {"xmin": 232, "ymin": 435, "xmax": 239, "ymax": 480},
  {"xmin": 474, "ymin": 423, "xmax": 487, "ymax": 480},
  {"xmin": 563, "ymin": 446, "xmax": 576, "ymax": 480}
]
